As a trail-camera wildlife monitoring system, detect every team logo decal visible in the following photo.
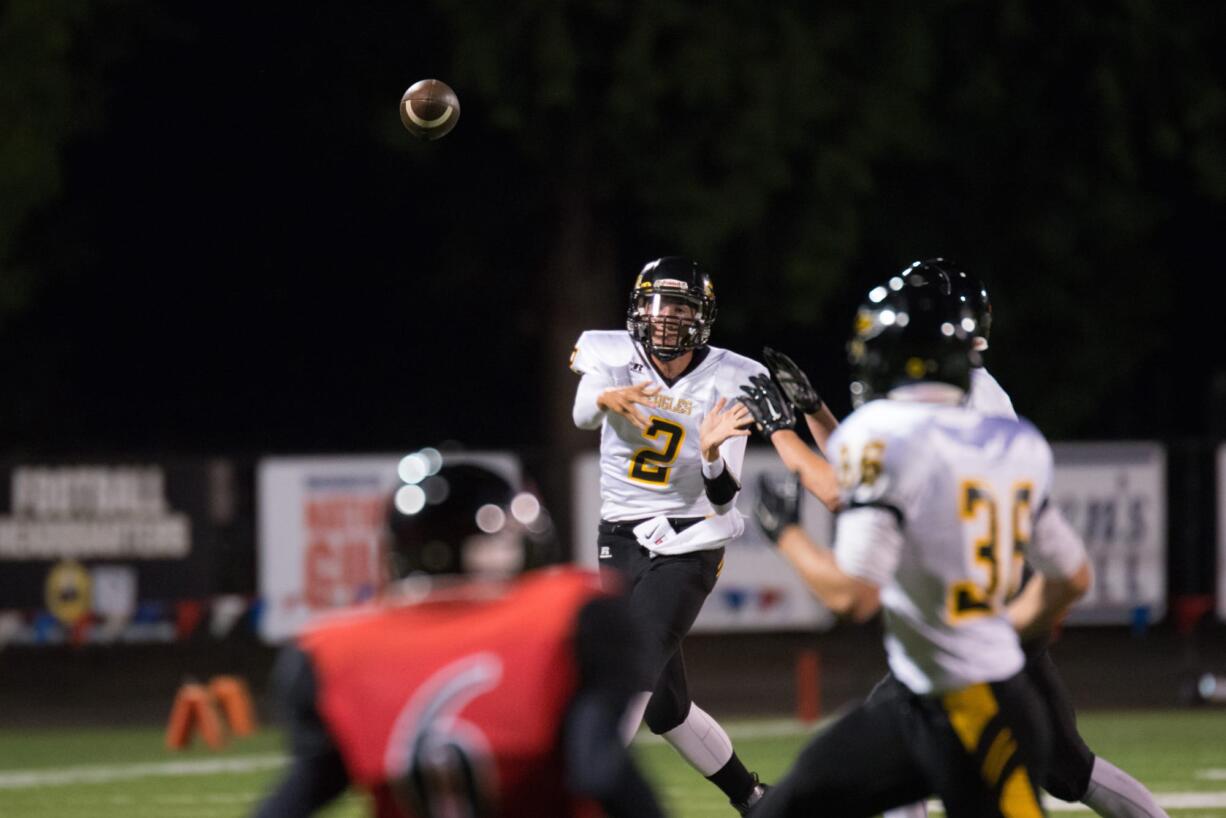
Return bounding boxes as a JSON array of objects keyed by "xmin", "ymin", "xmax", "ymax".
[{"xmin": 46, "ymin": 560, "xmax": 91, "ymax": 625}]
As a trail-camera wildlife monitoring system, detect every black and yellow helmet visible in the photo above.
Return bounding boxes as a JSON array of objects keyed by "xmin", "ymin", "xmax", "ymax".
[
  {"xmin": 848, "ymin": 260, "xmax": 981, "ymax": 407},
  {"xmin": 626, "ymin": 256, "xmax": 717, "ymax": 361},
  {"xmin": 938, "ymin": 258, "xmax": 993, "ymax": 352}
]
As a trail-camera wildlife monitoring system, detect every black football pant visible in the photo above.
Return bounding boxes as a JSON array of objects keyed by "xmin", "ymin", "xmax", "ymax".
[
  {"xmin": 752, "ymin": 672, "xmax": 1051, "ymax": 818},
  {"xmin": 596, "ymin": 522, "xmax": 723, "ymax": 734},
  {"xmin": 1023, "ymin": 646, "xmax": 1096, "ymax": 801},
  {"xmin": 864, "ymin": 645, "xmax": 1096, "ymax": 803}
]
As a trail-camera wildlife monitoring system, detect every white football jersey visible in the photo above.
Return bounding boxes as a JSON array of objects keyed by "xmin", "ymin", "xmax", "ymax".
[
  {"xmin": 828, "ymin": 397, "xmax": 1085, "ymax": 694},
  {"xmin": 570, "ymin": 330, "xmax": 767, "ymax": 528},
  {"xmin": 968, "ymin": 366, "xmax": 1017, "ymax": 420}
]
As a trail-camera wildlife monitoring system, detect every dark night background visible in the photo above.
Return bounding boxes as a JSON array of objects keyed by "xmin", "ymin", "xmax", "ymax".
[{"xmin": 3, "ymin": 1, "xmax": 1225, "ymax": 482}]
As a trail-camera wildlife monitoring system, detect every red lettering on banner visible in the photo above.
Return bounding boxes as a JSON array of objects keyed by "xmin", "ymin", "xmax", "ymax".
[
  {"xmin": 305, "ymin": 540, "xmax": 336, "ymax": 610},
  {"xmin": 303, "ymin": 495, "xmax": 384, "ymax": 611}
]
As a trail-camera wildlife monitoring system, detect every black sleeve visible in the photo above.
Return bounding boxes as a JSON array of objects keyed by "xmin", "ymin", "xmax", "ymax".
[
  {"xmin": 252, "ymin": 645, "xmax": 351, "ymax": 818},
  {"xmin": 703, "ymin": 459, "xmax": 741, "ymax": 506},
  {"xmin": 563, "ymin": 596, "xmax": 666, "ymax": 818}
]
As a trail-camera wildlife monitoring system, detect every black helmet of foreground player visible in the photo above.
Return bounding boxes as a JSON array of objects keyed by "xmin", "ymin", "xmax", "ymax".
[
  {"xmin": 901, "ymin": 257, "xmax": 993, "ymax": 352},
  {"xmin": 938, "ymin": 258, "xmax": 992, "ymax": 351},
  {"xmin": 847, "ymin": 260, "xmax": 981, "ymax": 407},
  {"xmin": 385, "ymin": 453, "xmax": 558, "ymax": 579},
  {"xmin": 626, "ymin": 256, "xmax": 718, "ymax": 361}
]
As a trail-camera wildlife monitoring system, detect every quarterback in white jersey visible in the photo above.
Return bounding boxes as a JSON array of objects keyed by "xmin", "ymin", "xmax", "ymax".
[
  {"xmin": 571, "ymin": 327, "xmax": 766, "ymax": 537},
  {"xmin": 748, "ymin": 265, "xmax": 1090, "ymax": 818},
  {"xmin": 570, "ymin": 257, "xmax": 768, "ymax": 816}
]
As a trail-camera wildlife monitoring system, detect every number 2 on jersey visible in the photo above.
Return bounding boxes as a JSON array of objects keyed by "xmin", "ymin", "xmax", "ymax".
[
  {"xmin": 629, "ymin": 417, "xmax": 685, "ymax": 486},
  {"xmin": 948, "ymin": 481, "xmax": 1032, "ymax": 621}
]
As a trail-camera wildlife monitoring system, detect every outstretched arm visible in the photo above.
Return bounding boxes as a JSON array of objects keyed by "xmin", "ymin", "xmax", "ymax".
[
  {"xmin": 1007, "ymin": 505, "xmax": 1092, "ymax": 642},
  {"xmin": 763, "ymin": 346, "xmax": 841, "ymax": 453},
  {"xmin": 803, "ymin": 405, "xmax": 841, "ymax": 454},
  {"xmin": 739, "ymin": 374, "xmax": 840, "ymax": 512},
  {"xmin": 753, "ymin": 473, "xmax": 880, "ymax": 622},
  {"xmin": 766, "ymin": 429, "xmax": 841, "ymax": 512}
]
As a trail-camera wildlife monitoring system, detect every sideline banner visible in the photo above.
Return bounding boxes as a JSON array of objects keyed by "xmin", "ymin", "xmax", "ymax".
[
  {"xmin": 0, "ymin": 460, "xmax": 247, "ymax": 644},
  {"xmin": 1051, "ymin": 443, "xmax": 1166, "ymax": 625},
  {"xmin": 574, "ymin": 441, "xmax": 1168, "ymax": 632},
  {"xmin": 572, "ymin": 449, "xmax": 839, "ymax": 633},
  {"xmin": 257, "ymin": 452, "xmax": 519, "ymax": 643}
]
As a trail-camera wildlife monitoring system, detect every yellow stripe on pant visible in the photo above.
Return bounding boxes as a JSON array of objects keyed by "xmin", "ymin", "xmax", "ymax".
[{"xmin": 941, "ymin": 683, "xmax": 1043, "ymax": 818}]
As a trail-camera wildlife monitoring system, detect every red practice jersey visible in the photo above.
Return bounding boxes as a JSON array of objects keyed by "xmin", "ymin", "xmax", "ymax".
[{"xmin": 301, "ymin": 567, "xmax": 607, "ymax": 818}]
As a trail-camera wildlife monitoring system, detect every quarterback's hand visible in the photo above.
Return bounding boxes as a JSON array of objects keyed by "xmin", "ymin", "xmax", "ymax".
[
  {"xmin": 738, "ymin": 374, "xmax": 797, "ymax": 436},
  {"xmin": 596, "ymin": 381, "xmax": 660, "ymax": 432},
  {"xmin": 763, "ymin": 347, "xmax": 823, "ymax": 414},
  {"xmin": 699, "ymin": 397, "xmax": 753, "ymax": 462},
  {"xmin": 754, "ymin": 472, "xmax": 802, "ymax": 544}
]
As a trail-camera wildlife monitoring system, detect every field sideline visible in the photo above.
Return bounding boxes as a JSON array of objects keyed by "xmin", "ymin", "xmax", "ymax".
[{"xmin": 0, "ymin": 710, "xmax": 1223, "ymax": 817}]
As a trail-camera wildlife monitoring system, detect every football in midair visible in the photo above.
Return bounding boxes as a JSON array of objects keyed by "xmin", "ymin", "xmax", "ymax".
[{"xmin": 399, "ymin": 79, "xmax": 460, "ymax": 141}]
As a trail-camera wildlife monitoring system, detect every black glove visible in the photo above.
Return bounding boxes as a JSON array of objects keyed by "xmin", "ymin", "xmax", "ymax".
[
  {"xmin": 763, "ymin": 346, "xmax": 823, "ymax": 414},
  {"xmin": 738, "ymin": 373, "xmax": 797, "ymax": 436},
  {"xmin": 754, "ymin": 472, "xmax": 802, "ymax": 544}
]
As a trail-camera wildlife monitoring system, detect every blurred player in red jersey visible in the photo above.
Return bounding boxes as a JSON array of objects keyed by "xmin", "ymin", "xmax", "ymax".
[{"xmin": 252, "ymin": 457, "xmax": 666, "ymax": 818}]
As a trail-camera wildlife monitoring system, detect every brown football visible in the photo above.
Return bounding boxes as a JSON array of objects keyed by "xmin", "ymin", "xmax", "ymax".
[{"xmin": 399, "ymin": 79, "xmax": 461, "ymax": 141}]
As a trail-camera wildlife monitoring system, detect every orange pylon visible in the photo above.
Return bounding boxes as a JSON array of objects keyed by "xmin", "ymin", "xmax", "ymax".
[
  {"xmin": 165, "ymin": 682, "xmax": 226, "ymax": 750},
  {"xmin": 209, "ymin": 674, "xmax": 257, "ymax": 737}
]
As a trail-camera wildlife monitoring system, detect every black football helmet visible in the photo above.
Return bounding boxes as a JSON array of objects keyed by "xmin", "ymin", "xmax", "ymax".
[
  {"xmin": 385, "ymin": 454, "xmax": 558, "ymax": 580},
  {"xmin": 936, "ymin": 259, "xmax": 992, "ymax": 351},
  {"xmin": 847, "ymin": 260, "xmax": 982, "ymax": 407},
  {"xmin": 626, "ymin": 256, "xmax": 717, "ymax": 361}
]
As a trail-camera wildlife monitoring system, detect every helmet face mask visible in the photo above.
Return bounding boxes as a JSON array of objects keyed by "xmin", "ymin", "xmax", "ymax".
[
  {"xmin": 626, "ymin": 257, "xmax": 716, "ymax": 361},
  {"xmin": 847, "ymin": 261, "xmax": 981, "ymax": 408}
]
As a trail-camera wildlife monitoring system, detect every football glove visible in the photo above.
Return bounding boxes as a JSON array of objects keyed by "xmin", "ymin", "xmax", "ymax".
[
  {"xmin": 763, "ymin": 347, "xmax": 823, "ymax": 414},
  {"xmin": 754, "ymin": 472, "xmax": 802, "ymax": 544},
  {"xmin": 739, "ymin": 373, "xmax": 797, "ymax": 436}
]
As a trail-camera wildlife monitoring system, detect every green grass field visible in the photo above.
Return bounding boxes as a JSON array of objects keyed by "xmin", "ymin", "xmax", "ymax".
[{"xmin": 1, "ymin": 711, "xmax": 1223, "ymax": 817}]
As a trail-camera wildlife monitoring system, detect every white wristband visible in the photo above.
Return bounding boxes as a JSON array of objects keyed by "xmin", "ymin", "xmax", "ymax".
[{"xmin": 701, "ymin": 457, "xmax": 726, "ymax": 479}]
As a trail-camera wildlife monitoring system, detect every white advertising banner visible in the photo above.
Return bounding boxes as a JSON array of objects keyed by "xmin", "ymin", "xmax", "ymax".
[
  {"xmin": 1051, "ymin": 442, "xmax": 1166, "ymax": 625},
  {"xmin": 1218, "ymin": 444, "xmax": 1226, "ymax": 622},
  {"xmin": 572, "ymin": 449, "xmax": 838, "ymax": 633},
  {"xmin": 258, "ymin": 452, "xmax": 520, "ymax": 642}
]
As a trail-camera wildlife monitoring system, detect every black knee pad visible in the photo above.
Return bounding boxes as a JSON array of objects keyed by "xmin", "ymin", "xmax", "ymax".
[
  {"xmin": 1044, "ymin": 761, "xmax": 1092, "ymax": 802},
  {"xmin": 644, "ymin": 693, "xmax": 689, "ymax": 734},
  {"xmin": 1043, "ymin": 744, "xmax": 1095, "ymax": 801}
]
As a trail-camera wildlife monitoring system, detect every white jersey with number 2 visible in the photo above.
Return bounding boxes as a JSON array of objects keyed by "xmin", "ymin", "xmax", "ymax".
[
  {"xmin": 828, "ymin": 396, "xmax": 1086, "ymax": 694},
  {"xmin": 570, "ymin": 330, "xmax": 766, "ymax": 527}
]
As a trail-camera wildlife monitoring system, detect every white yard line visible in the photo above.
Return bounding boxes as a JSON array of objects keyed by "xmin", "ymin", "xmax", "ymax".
[{"xmin": 0, "ymin": 754, "xmax": 285, "ymax": 789}]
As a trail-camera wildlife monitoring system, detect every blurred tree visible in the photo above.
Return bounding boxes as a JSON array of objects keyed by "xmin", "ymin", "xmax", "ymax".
[
  {"xmin": 0, "ymin": 0, "xmax": 91, "ymax": 318},
  {"xmin": 0, "ymin": 0, "xmax": 1222, "ymax": 472}
]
